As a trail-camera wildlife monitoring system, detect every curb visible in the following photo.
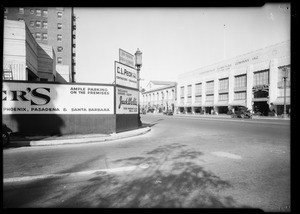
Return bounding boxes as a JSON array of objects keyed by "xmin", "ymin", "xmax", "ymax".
[{"xmin": 9, "ymin": 127, "xmax": 151, "ymax": 147}]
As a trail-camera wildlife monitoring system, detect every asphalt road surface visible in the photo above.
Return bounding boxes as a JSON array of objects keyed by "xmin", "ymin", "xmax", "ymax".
[{"xmin": 3, "ymin": 114, "xmax": 290, "ymax": 211}]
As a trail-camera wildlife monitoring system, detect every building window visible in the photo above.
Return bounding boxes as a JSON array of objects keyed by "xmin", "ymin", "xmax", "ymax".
[
  {"xmin": 18, "ymin": 18, "xmax": 24, "ymax": 21},
  {"xmin": 206, "ymin": 94, "xmax": 214, "ymax": 101},
  {"xmin": 219, "ymin": 93, "xmax": 229, "ymax": 101},
  {"xmin": 57, "ymin": 57, "xmax": 62, "ymax": 64},
  {"xmin": 19, "ymin": 8, "xmax": 24, "ymax": 14},
  {"xmin": 235, "ymin": 74, "xmax": 247, "ymax": 89},
  {"xmin": 42, "ymin": 21, "xmax": 47, "ymax": 29},
  {"xmin": 36, "ymin": 33, "xmax": 41, "ymax": 40},
  {"xmin": 195, "ymin": 95, "xmax": 202, "ymax": 103},
  {"xmin": 180, "ymin": 97, "xmax": 184, "ymax": 104},
  {"xmin": 57, "ymin": 46, "xmax": 63, "ymax": 52},
  {"xmin": 234, "ymin": 91, "xmax": 246, "ymax": 100},
  {"xmin": 36, "ymin": 9, "xmax": 41, "ymax": 16},
  {"xmin": 30, "ymin": 9, "xmax": 34, "ymax": 14},
  {"xmin": 195, "ymin": 83, "xmax": 202, "ymax": 95},
  {"xmin": 42, "ymin": 33, "xmax": 48, "ymax": 40},
  {"xmin": 187, "ymin": 96, "xmax": 192, "ymax": 104},
  {"xmin": 57, "ymin": 11, "xmax": 63, "ymax": 18},
  {"xmin": 219, "ymin": 78, "xmax": 229, "ymax": 90},
  {"xmin": 254, "ymin": 70, "xmax": 269, "ymax": 86},
  {"xmin": 42, "ymin": 10, "xmax": 48, "ymax": 17},
  {"xmin": 57, "ymin": 34, "xmax": 62, "ymax": 41},
  {"xmin": 180, "ymin": 86, "xmax": 184, "ymax": 97},
  {"xmin": 57, "ymin": 23, "xmax": 62, "ymax": 29},
  {"xmin": 187, "ymin": 85, "xmax": 192, "ymax": 96},
  {"xmin": 30, "ymin": 21, "xmax": 34, "ymax": 27},
  {"xmin": 206, "ymin": 81, "xmax": 214, "ymax": 94},
  {"xmin": 36, "ymin": 21, "xmax": 41, "ymax": 28},
  {"xmin": 4, "ymin": 16, "xmax": 7, "ymax": 19}
]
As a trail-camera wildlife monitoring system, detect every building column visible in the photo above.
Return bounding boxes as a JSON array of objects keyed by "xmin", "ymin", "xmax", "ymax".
[
  {"xmin": 214, "ymin": 76, "xmax": 218, "ymax": 105},
  {"xmin": 269, "ymin": 58, "xmax": 278, "ymax": 104},
  {"xmin": 246, "ymin": 64, "xmax": 254, "ymax": 110},
  {"xmin": 228, "ymin": 69, "xmax": 234, "ymax": 107}
]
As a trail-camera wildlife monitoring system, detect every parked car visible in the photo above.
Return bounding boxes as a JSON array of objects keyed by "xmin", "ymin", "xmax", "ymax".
[
  {"xmin": 141, "ymin": 109, "xmax": 147, "ymax": 114},
  {"xmin": 231, "ymin": 107, "xmax": 252, "ymax": 119},
  {"xmin": 147, "ymin": 108, "xmax": 154, "ymax": 113},
  {"xmin": 163, "ymin": 110, "xmax": 174, "ymax": 116},
  {"xmin": 2, "ymin": 123, "xmax": 12, "ymax": 147}
]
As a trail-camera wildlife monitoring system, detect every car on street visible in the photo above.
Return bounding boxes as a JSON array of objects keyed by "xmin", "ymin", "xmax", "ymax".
[
  {"xmin": 163, "ymin": 110, "xmax": 174, "ymax": 116},
  {"xmin": 2, "ymin": 123, "xmax": 12, "ymax": 147},
  {"xmin": 231, "ymin": 107, "xmax": 252, "ymax": 119}
]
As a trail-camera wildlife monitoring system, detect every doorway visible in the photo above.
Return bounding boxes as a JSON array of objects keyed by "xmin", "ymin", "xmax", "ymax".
[{"xmin": 253, "ymin": 101, "xmax": 269, "ymax": 116}]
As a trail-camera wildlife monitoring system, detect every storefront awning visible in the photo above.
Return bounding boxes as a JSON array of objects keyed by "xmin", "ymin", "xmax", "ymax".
[
  {"xmin": 214, "ymin": 101, "xmax": 229, "ymax": 106},
  {"xmin": 229, "ymin": 100, "xmax": 246, "ymax": 107},
  {"xmin": 271, "ymin": 97, "xmax": 290, "ymax": 105}
]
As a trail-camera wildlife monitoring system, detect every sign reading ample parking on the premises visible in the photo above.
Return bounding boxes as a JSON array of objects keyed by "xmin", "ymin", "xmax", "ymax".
[
  {"xmin": 119, "ymin": 49, "xmax": 135, "ymax": 68},
  {"xmin": 2, "ymin": 82, "xmax": 114, "ymax": 114},
  {"xmin": 115, "ymin": 61, "xmax": 138, "ymax": 89},
  {"xmin": 116, "ymin": 87, "xmax": 138, "ymax": 114}
]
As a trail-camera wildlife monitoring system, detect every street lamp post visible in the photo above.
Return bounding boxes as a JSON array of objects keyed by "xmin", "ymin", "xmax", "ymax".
[
  {"xmin": 135, "ymin": 48, "xmax": 142, "ymax": 126},
  {"xmin": 282, "ymin": 67, "xmax": 288, "ymax": 118}
]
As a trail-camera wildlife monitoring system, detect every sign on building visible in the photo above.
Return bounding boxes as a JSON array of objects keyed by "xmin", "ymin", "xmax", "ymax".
[
  {"xmin": 119, "ymin": 49, "xmax": 135, "ymax": 68},
  {"xmin": 2, "ymin": 82, "xmax": 114, "ymax": 114},
  {"xmin": 116, "ymin": 87, "xmax": 138, "ymax": 114},
  {"xmin": 115, "ymin": 61, "xmax": 138, "ymax": 89}
]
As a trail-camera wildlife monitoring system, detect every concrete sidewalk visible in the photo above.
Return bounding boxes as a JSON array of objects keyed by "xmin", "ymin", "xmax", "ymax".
[{"xmin": 7, "ymin": 126, "xmax": 151, "ymax": 147}]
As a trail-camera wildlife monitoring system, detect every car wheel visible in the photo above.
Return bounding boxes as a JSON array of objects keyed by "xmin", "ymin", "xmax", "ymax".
[{"xmin": 2, "ymin": 132, "xmax": 9, "ymax": 147}]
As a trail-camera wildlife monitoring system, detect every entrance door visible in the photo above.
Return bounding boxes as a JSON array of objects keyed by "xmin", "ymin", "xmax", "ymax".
[{"xmin": 253, "ymin": 101, "xmax": 269, "ymax": 116}]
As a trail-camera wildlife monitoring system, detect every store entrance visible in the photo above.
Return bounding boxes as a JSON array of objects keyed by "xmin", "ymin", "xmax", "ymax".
[{"xmin": 253, "ymin": 101, "xmax": 269, "ymax": 116}]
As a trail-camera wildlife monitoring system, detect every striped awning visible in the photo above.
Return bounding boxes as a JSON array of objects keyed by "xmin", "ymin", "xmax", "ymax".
[
  {"xmin": 271, "ymin": 97, "xmax": 290, "ymax": 105},
  {"xmin": 229, "ymin": 100, "xmax": 246, "ymax": 107}
]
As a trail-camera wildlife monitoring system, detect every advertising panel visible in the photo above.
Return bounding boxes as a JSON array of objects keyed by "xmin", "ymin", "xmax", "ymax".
[
  {"xmin": 115, "ymin": 61, "xmax": 138, "ymax": 89},
  {"xmin": 2, "ymin": 82, "xmax": 114, "ymax": 114},
  {"xmin": 116, "ymin": 87, "xmax": 138, "ymax": 114},
  {"xmin": 119, "ymin": 49, "xmax": 135, "ymax": 68}
]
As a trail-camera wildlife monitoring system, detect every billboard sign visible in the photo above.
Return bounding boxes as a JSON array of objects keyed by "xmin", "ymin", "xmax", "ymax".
[
  {"xmin": 115, "ymin": 61, "xmax": 138, "ymax": 89},
  {"xmin": 119, "ymin": 49, "xmax": 135, "ymax": 68},
  {"xmin": 116, "ymin": 87, "xmax": 138, "ymax": 114},
  {"xmin": 2, "ymin": 82, "xmax": 114, "ymax": 114}
]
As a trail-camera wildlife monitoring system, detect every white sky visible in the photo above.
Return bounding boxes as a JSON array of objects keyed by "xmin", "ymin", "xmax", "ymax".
[{"xmin": 74, "ymin": 4, "xmax": 290, "ymax": 88}]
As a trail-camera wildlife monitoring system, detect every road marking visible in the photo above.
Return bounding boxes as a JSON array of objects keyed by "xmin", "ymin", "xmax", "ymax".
[
  {"xmin": 4, "ymin": 165, "xmax": 139, "ymax": 183},
  {"xmin": 211, "ymin": 151, "xmax": 242, "ymax": 160}
]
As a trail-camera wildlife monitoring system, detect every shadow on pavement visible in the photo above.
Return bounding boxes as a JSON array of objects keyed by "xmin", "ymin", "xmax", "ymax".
[{"xmin": 52, "ymin": 143, "xmax": 253, "ymax": 208}]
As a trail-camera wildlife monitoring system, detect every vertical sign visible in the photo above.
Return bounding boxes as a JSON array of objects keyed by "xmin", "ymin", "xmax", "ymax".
[{"xmin": 119, "ymin": 49, "xmax": 135, "ymax": 68}]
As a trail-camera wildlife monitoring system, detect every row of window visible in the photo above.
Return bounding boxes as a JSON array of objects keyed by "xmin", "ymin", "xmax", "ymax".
[
  {"xmin": 180, "ymin": 70, "xmax": 270, "ymax": 97},
  {"xmin": 4, "ymin": 8, "xmax": 63, "ymax": 19},
  {"xmin": 28, "ymin": 21, "xmax": 63, "ymax": 30},
  {"xmin": 180, "ymin": 91, "xmax": 247, "ymax": 104},
  {"xmin": 31, "ymin": 33, "xmax": 64, "ymax": 42}
]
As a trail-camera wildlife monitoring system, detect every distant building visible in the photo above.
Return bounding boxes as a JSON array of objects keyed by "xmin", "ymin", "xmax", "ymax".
[
  {"xmin": 141, "ymin": 81, "xmax": 177, "ymax": 113},
  {"xmin": 3, "ymin": 20, "xmax": 62, "ymax": 81},
  {"xmin": 4, "ymin": 7, "xmax": 76, "ymax": 82},
  {"xmin": 177, "ymin": 40, "xmax": 290, "ymax": 116}
]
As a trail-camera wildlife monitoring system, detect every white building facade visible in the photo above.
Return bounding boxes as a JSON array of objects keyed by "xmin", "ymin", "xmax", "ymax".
[
  {"xmin": 141, "ymin": 81, "xmax": 177, "ymax": 113},
  {"xmin": 177, "ymin": 41, "xmax": 290, "ymax": 116}
]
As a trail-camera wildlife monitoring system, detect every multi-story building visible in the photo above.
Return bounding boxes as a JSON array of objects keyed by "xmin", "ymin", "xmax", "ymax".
[
  {"xmin": 4, "ymin": 7, "xmax": 76, "ymax": 82},
  {"xmin": 177, "ymin": 40, "xmax": 290, "ymax": 116},
  {"xmin": 141, "ymin": 81, "xmax": 177, "ymax": 113}
]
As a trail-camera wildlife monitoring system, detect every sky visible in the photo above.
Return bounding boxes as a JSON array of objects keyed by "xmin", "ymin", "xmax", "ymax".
[{"xmin": 74, "ymin": 4, "xmax": 290, "ymax": 88}]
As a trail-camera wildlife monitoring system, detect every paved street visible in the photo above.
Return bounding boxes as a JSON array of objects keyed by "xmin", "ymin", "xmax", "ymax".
[{"xmin": 3, "ymin": 114, "xmax": 290, "ymax": 211}]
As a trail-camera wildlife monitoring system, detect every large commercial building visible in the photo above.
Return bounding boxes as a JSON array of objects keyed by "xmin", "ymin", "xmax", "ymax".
[
  {"xmin": 141, "ymin": 81, "xmax": 177, "ymax": 113},
  {"xmin": 4, "ymin": 7, "xmax": 76, "ymax": 82},
  {"xmin": 177, "ymin": 41, "xmax": 290, "ymax": 116}
]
